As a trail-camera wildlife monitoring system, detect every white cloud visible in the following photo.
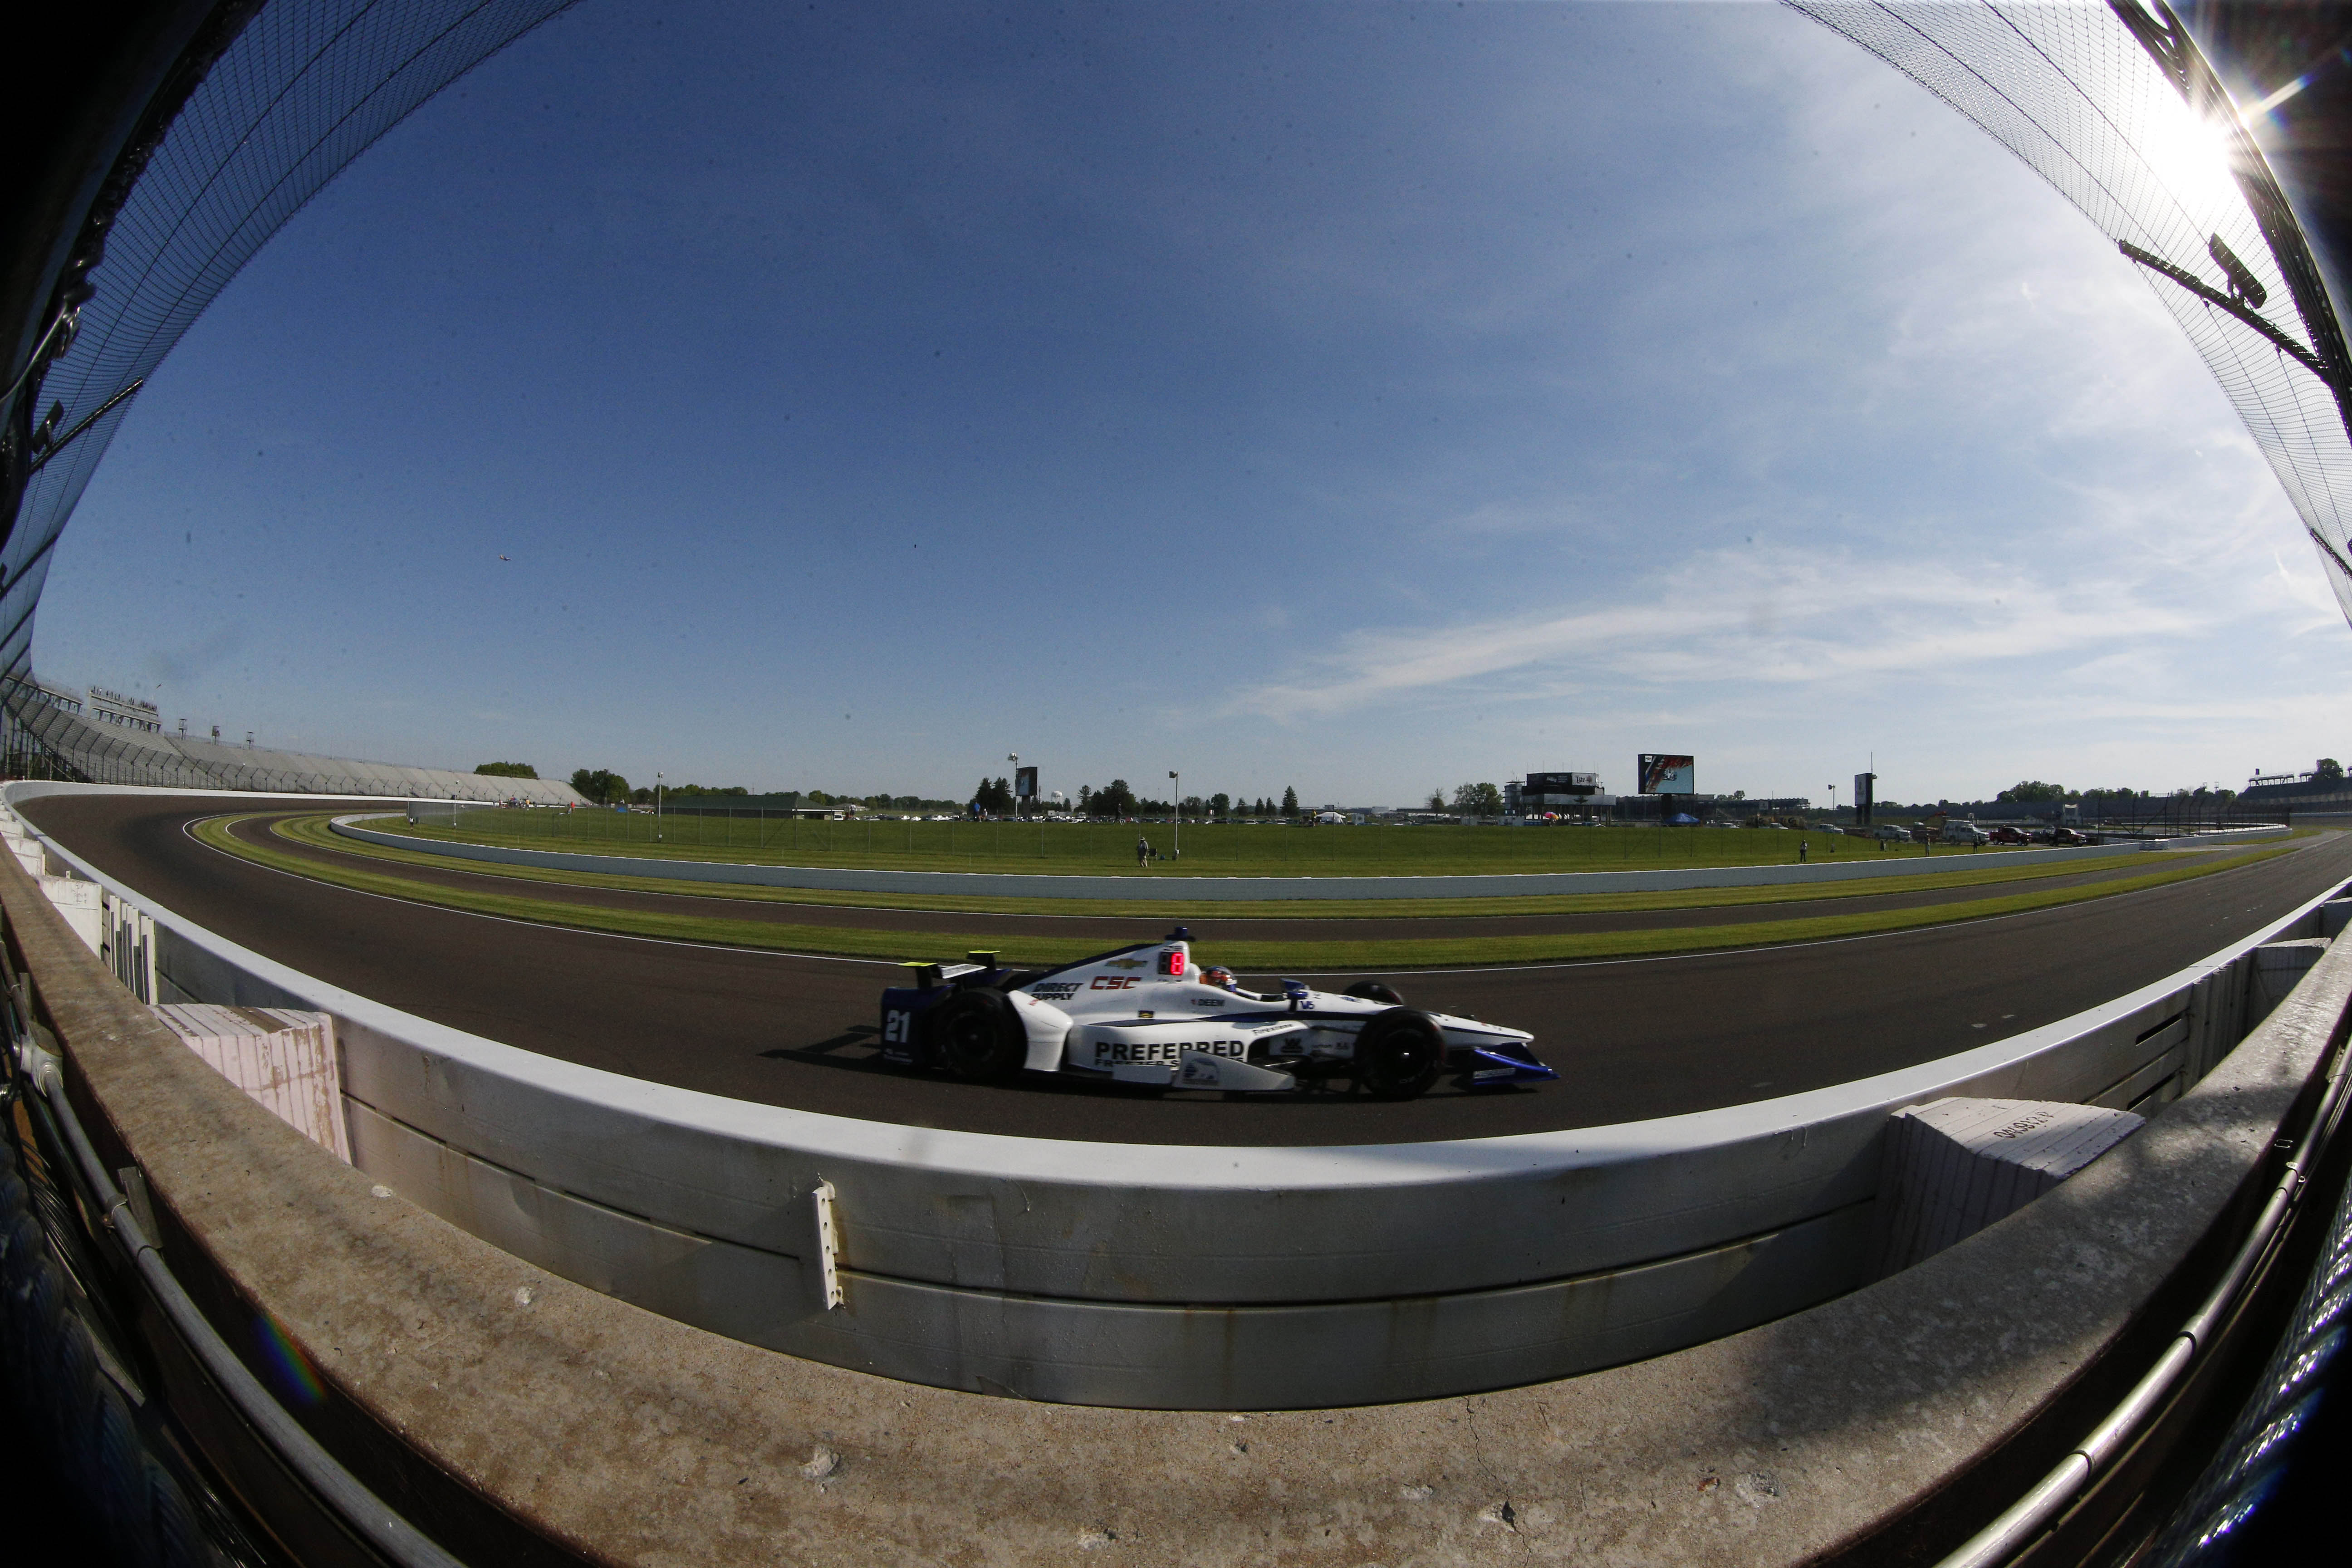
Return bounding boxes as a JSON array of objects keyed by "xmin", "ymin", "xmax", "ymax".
[{"xmin": 1226, "ymin": 545, "xmax": 2225, "ymax": 722}]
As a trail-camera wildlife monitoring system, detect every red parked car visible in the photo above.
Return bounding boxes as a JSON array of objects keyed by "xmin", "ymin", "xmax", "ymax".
[{"xmin": 1988, "ymin": 826, "xmax": 2031, "ymax": 844}]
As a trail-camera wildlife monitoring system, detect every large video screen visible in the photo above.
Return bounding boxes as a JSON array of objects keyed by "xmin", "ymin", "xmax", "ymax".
[{"xmin": 1637, "ymin": 754, "xmax": 1695, "ymax": 795}]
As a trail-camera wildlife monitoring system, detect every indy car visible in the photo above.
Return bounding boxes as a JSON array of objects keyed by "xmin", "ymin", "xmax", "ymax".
[{"xmin": 877, "ymin": 929, "xmax": 1555, "ymax": 1100}]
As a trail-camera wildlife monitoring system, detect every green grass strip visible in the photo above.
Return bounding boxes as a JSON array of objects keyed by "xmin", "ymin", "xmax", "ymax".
[
  {"xmin": 200, "ymin": 814, "xmax": 2293, "ymax": 970},
  {"xmin": 293, "ymin": 813, "xmax": 2230, "ymax": 921}
]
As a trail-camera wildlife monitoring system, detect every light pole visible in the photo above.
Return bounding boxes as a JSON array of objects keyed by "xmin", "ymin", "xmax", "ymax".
[
  {"xmin": 1169, "ymin": 770, "xmax": 1180, "ymax": 859},
  {"xmin": 1008, "ymin": 754, "xmax": 1019, "ymax": 821},
  {"xmin": 655, "ymin": 770, "xmax": 663, "ymax": 841}
]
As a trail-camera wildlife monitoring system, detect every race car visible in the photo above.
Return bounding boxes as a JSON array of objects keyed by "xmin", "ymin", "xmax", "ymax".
[{"xmin": 877, "ymin": 928, "xmax": 1555, "ymax": 1099}]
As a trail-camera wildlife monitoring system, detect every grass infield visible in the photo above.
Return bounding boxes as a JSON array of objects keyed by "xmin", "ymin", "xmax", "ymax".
[
  {"xmin": 199, "ymin": 814, "xmax": 2294, "ymax": 971},
  {"xmin": 291, "ymin": 814, "xmax": 2224, "ymax": 918}
]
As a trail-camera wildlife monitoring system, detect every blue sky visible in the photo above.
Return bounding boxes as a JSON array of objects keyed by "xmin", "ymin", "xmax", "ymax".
[{"xmin": 34, "ymin": 0, "xmax": 2352, "ymax": 806}]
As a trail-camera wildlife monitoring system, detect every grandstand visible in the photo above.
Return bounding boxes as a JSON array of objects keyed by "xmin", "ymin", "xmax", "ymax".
[
  {"xmin": 0, "ymin": 674, "xmax": 583, "ymax": 804},
  {"xmin": 2237, "ymin": 769, "xmax": 2352, "ymax": 816}
]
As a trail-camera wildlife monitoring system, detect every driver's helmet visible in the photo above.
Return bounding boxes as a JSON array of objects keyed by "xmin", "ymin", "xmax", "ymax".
[{"xmin": 1203, "ymin": 965, "xmax": 1239, "ymax": 992}]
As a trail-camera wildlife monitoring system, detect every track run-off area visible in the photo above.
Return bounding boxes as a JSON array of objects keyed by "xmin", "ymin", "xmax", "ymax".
[{"xmin": 20, "ymin": 793, "xmax": 2351, "ymax": 1147}]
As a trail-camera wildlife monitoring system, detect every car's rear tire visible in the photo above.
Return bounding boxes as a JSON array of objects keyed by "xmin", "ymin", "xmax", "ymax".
[
  {"xmin": 928, "ymin": 989, "xmax": 1027, "ymax": 1084},
  {"xmin": 1344, "ymin": 980, "xmax": 1406, "ymax": 1006},
  {"xmin": 1353, "ymin": 1008, "xmax": 1445, "ymax": 1101}
]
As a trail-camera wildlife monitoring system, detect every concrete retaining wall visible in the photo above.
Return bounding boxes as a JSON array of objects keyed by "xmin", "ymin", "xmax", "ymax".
[
  {"xmin": 324, "ymin": 814, "xmax": 2271, "ymax": 901},
  {"xmin": 11, "ymin": 783, "xmax": 2336, "ymax": 1408}
]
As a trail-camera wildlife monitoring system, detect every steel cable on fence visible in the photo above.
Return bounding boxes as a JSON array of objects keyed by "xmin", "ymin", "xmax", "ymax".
[
  {"xmin": 1790, "ymin": 1, "xmax": 2352, "ymax": 619},
  {"xmin": 1, "ymin": 0, "xmax": 578, "ymax": 683}
]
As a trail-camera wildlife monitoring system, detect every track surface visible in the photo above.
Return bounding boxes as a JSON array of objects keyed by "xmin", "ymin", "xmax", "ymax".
[{"xmin": 25, "ymin": 794, "xmax": 2352, "ymax": 1147}]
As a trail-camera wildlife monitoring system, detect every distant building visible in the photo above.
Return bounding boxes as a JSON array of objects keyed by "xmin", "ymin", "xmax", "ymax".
[
  {"xmin": 86, "ymin": 685, "xmax": 162, "ymax": 733},
  {"xmin": 16, "ymin": 678, "xmax": 82, "ymax": 716},
  {"xmin": 1509, "ymin": 772, "xmax": 1602, "ymax": 814}
]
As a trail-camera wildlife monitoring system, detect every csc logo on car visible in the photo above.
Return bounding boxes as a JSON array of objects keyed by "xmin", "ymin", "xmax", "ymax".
[{"xmin": 1090, "ymin": 975, "xmax": 1139, "ymax": 990}]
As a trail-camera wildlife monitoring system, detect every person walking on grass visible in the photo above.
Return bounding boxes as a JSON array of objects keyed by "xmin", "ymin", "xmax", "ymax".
[{"xmin": 1137, "ymin": 835, "xmax": 1152, "ymax": 869}]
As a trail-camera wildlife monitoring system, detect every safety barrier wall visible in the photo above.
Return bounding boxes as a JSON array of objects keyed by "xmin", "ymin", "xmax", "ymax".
[
  {"xmin": 8, "ymin": 782, "xmax": 2337, "ymax": 1408},
  {"xmin": 325, "ymin": 815, "xmax": 2289, "ymax": 902}
]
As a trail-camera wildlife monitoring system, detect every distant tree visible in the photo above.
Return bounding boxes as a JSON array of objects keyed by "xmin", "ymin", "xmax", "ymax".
[
  {"xmin": 2319, "ymin": 758, "xmax": 2344, "ymax": 779},
  {"xmin": 1281, "ymin": 786, "xmax": 1299, "ymax": 818},
  {"xmin": 1452, "ymin": 782, "xmax": 1504, "ymax": 817},
  {"xmin": 1210, "ymin": 792, "xmax": 1230, "ymax": 817},
  {"xmin": 806, "ymin": 789, "xmax": 832, "ymax": 805},
  {"xmin": 475, "ymin": 761, "xmax": 538, "ymax": 779},
  {"xmin": 1092, "ymin": 779, "xmax": 1137, "ymax": 818},
  {"xmin": 569, "ymin": 768, "xmax": 630, "ymax": 805},
  {"xmin": 971, "ymin": 777, "xmax": 1015, "ymax": 814},
  {"xmin": 1996, "ymin": 780, "xmax": 2067, "ymax": 804},
  {"xmin": 1426, "ymin": 789, "xmax": 1446, "ymax": 812}
]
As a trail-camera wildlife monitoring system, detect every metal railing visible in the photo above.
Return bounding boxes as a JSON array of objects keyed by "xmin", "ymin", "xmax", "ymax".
[
  {"xmin": 0, "ymin": 901, "xmax": 464, "ymax": 1568},
  {"xmin": 1935, "ymin": 951, "xmax": 2352, "ymax": 1567}
]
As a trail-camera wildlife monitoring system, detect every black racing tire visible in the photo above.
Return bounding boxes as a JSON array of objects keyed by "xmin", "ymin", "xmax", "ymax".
[
  {"xmin": 927, "ymin": 988, "xmax": 1027, "ymax": 1084},
  {"xmin": 1344, "ymin": 980, "xmax": 1406, "ymax": 1006},
  {"xmin": 1353, "ymin": 1007, "xmax": 1446, "ymax": 1101}
]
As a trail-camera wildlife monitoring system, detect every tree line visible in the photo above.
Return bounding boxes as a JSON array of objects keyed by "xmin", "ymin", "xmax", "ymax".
[
  {"xmin": 535, "ymin": 765, "xmax": 960, "ymax": 812},
  {"xmin": 1995, "ymin": 780, "xmax": 2240, "ymax": 806},
  {"xmin": 1054, "ymin": 783, "xmax": 1306, "ymax": 819},
  {"xmin": 498, "ymin": 762, "xmax": 1366, "ymax": 821}
]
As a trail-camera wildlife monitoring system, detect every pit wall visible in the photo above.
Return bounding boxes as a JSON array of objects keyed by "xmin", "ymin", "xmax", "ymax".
[
  {"xmin": 328, "ymin": 814, "xmax": 2289, "ymax": 902},
  {"xmin": 6, "ymin": 782, "xmax": 2333, "ymax": 1409}
]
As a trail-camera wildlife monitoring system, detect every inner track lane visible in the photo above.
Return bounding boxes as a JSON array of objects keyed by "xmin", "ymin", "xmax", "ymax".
[{"xmin": 23, "ymin": 794, "xmax": 2352, "ymax": 1147}]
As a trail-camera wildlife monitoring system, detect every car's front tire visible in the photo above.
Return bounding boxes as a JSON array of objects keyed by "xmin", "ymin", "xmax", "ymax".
[
  {"xmin": 1353, "ymin": 1007, "xmax": 1446, "ymax": 1100},
  {"xmin": 927, "ymin": 989, "xmax": 1027, "ymax": 1084}
]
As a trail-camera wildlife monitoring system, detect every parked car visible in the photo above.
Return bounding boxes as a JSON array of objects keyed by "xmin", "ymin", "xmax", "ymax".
[
  {"xmin": 1940, "ymin": 820, "xmax": 1991, "ymax": 846},
  {"xmin": 1988, "ymin": 826, "xmax": 2030, "ymax": 845},
  {"xmin": 1867, "ymin": 823, "xmax": 1908, "ymax": 841},
  {"xmin": 2050, "ymin": 827, "xmax": 2095, "ymax": 846}
]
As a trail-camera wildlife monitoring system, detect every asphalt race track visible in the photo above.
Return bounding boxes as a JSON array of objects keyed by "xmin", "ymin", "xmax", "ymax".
[{"xmin": 24, "ymin": 794, "xmax": 2352, "ymax": 1147}]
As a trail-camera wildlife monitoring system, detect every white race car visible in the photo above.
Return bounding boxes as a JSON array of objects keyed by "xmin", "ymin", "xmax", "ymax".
[{"xmin": 877, "ymin": 928, "xmax": 1554, "ymax": 1099}]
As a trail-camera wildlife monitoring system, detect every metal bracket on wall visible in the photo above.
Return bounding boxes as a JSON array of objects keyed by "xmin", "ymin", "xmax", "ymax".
[{"xmin": 813, "ymin": 1181, "xmax": 843, "ymax": 1311}]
